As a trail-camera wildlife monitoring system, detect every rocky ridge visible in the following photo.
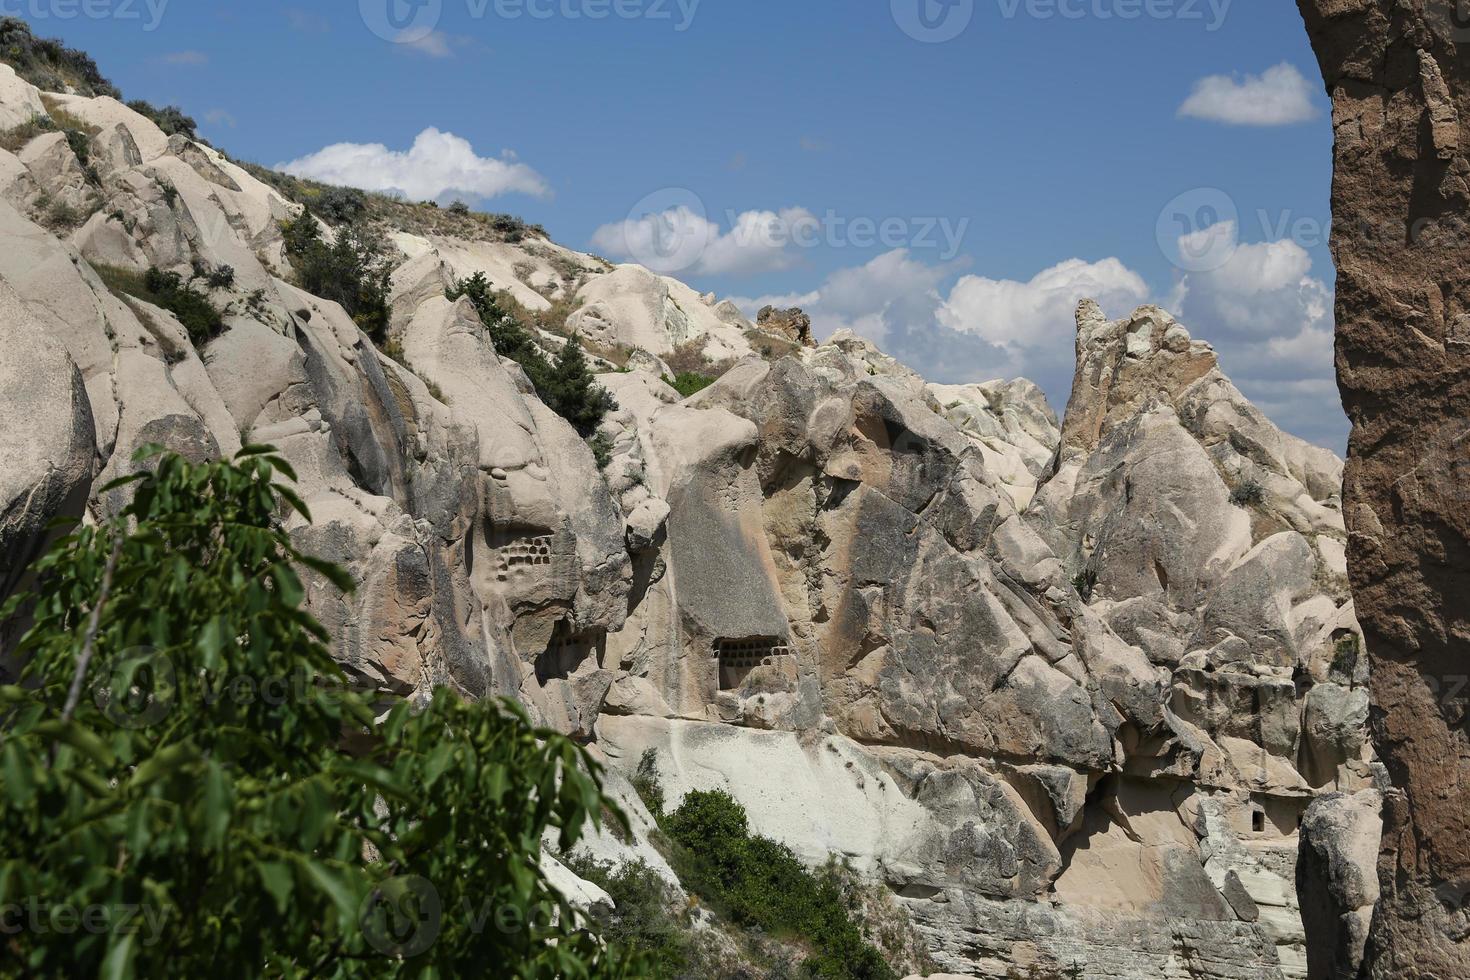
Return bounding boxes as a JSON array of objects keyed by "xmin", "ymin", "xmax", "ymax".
[{"xmin": 0, "ymin": 60, "xmax": 1378, "ymax": 979}]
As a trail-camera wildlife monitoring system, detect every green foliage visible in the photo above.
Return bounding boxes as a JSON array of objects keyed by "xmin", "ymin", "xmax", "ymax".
[
  {"xmin": 1230, "ymin": 478, "xmax": 1266, "ymax": 508},
  {"xmin": 663, "ymin": 791, "xmax": 896, "ymax": 980},
  {"xmin": 631, "ymin": 748, "xmax": 665, "ymax": 818},
  {"xmin": 662, "ymin": 372, "xmax": 715, "ymax": 399},
  {"xmin": 142, "ymin": 267, "xmax": 225, "ymax": 343},
  {"xmin": 281, "ymin": 209, "xmax": 391, "ymax": 343},
  {"xmin": 0, "ymin": 447, "xmax": 640, "ymax": 978},
  {"xmin": 125, "ymin": 100, "xmax": 198, "ymax": 141},
  {"xmin": 94, "ymin": 264, "xmax": 224, "ymax": 344},
  {"xmin": 562, "ymin": 855, "xmax": 695, "ymax": 979},
  {"xmin": 315, "ymin": 186, "xmax": 369, "ymax": 226},
  {"xmin": 447, "ymin": 272, "xmax": 548, "ymax": 369},
  {"xmin": 447, "ymin": 273, "xmax": 617, "ymax": 456},
  {"xmin": 239, "ymin": 163, "xmax": 547, "ymax": 244},
  {"xmin": 543, "ymin": 334, "xmax": 617, "ymax": 438},
  {"xmin": 0, "ymin": 17, "xmax": 119, "ymax": 98}
]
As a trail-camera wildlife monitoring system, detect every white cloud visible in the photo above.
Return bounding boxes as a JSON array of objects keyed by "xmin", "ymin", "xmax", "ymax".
[
  {"xmin": 400, "ymin": 31, "xmax": 477, "ymax": 57},
  {"xmin": 278, "ymin": 128, "xmax": 549, "ymax": 202},
  {"xmin": 590, "ymin": 206, "xmax": 818, "ymax": 278},
  {"xmin": 1178, "ymin": 63, "xmax": 1318, "ymax": 126},
  {"xmin": 733, "ymin": 249, "xmax": 960, "ymax": 344},
  {"xmin": 939, "ymin": 258, "xmax": 1149, "ymax": 352},
  {"xmin": 1168, "ymin": 225, "xmax": 1343, "ymax": 448},
  {"xmin": 204, "ymin": 108, "xmax": 237, "ymax": 129}
]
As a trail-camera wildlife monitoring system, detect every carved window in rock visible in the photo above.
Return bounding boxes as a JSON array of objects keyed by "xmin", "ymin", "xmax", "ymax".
[
  {"xmin": 715, "ymin": 637, "xmax": 793, "ymax": 690},
  {"xmin": 488, "ymin": 529, "xmax": 555, "ymax": 583}
]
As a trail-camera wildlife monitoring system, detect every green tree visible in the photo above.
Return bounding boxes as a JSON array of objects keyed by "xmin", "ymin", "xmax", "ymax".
[
  {"xmin": 0, "ymin": 446, "xmax": 639, "ymax": 978},
  {"xmin": 282, "ymin": 209, "xmax": 391, "ymax": 343},
  {"xmin": 663, "ymin": 791, "xmax": 896, "ymax": 980},
  {"xmin": 445, "ymin": 274, "xmax": 616, "ymax": 464}
]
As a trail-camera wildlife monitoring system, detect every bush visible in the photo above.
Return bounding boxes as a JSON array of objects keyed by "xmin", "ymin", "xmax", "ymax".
[
  {"xmin": 1230, "ymin": 478, "xmax": 1266, "ymax": 508},
  {"xmin": 96, "ymin": 265, "xmax": 224, "ymax": 344},
  {"xmin": 0, "ymin": 17, "xmax": 119, "ymax": 98},
  {"xmin": 663, "ymin": 790, "xmax": 896, "ymax": 980},
  {"xmin": 663, "ymin": 372, "xmax": 715, "ymax": 398},
  {"xmin": 143, "ymin": 266, "xmax": 225, "ymax": 343},
  {"xmin": 563, "ymin": 855, "xmax": 694, "ymax": 978},
  {"xmin": 126, "ymin": 99, "xmax": 198, "ymax": 141},
  {"xmin": 631, "ymin": 747, "xmax": 665, "ymax": 817},
  {"xmin": 281, "ymin": 209, "xmax": 391, "ymax": 343},
  {"xmin": 0, "ymin": 446, "xmax": 641, "ymax": 977},
  {"xmin": 314, "ymin": 185, "xmax": 368, "ymax": 225},
  {"xmin": 447, "ymin": 273, "xmax": 617, "ymax": 457}
]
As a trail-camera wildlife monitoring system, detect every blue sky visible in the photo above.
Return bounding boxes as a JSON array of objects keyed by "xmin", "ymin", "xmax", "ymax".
[{"xmin": 36, "ymin": 0, "xmax": 1343, "ymax": 449}]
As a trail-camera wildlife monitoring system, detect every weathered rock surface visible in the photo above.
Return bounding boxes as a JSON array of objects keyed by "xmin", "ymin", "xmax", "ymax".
[
  {"xmin": 1295, "ymin": 3, "xmax": 1470, "ymax": 975},
  {"xmin": 0, "ymin": 58, "xmax": 1374, "ymax": 979}
]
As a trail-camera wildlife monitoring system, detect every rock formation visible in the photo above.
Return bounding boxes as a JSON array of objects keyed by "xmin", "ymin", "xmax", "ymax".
[
  {"xmin": 0, "ymin": 49, "xmax": 1380, "ymax": 978},
  {"xmin": 756, "ymin": 304, "xmax": 815, "ymax": 347},
  {"xmin": 1296, "ymin": 3, "xmax": 1470, "ymax": 975}
]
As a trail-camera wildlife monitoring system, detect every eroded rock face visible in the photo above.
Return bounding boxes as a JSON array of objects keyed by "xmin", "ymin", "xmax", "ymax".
[
  {"xmin": 0, "ymin": 59, "xmax": 1375, "ymax": 978},
  {"xmin": 1295, "ymin": 3, "xmax": 1470, "ymax": 974}
]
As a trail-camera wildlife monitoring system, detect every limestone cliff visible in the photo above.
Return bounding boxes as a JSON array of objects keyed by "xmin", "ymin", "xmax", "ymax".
[{"xmin": 0, "ymin": 54, "xmax": 1376, "ymax": 979}]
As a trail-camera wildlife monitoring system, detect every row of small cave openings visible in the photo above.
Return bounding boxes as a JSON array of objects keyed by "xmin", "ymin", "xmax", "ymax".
[{"xmin": 716, "ymin": 636, "xmax": 794, "ymax": 690}]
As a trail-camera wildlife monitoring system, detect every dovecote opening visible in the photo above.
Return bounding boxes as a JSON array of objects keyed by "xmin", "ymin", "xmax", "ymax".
[
  {"xmin": 488, "ymin": 528, "xmax": 554, "ymax": 583},
  {"xmin": 715, "ymin": 636, "xmax": 793, "ymax": 690}
]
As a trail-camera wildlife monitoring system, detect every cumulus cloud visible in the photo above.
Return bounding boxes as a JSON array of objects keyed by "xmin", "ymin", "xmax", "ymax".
[
  {"xmin": 278, "ymin": 128, "xmax": 549, "ymax": 203},
  {"xmin": 590, "ymin": 206, "xmax": 819, "ymax": 278},
  {"xmin": 938, "ymin": 258, "xmax": 1150, "ymax": 352},
  {"xmin": 730, "ymin": 233, "xmax": 1344, "ymax": 449},
  {"xmin": 1168, "ymin": 223, "xmax": 1344, "ymax": 448},
  {"xmin": 1178, "ymin": 63, "xmax": 1318, "ymax": 126}
]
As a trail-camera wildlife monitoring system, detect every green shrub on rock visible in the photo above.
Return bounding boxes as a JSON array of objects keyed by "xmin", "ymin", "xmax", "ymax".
[{"xmin": 663, "ymin": 790, "xmax": 897, "ymax": 980}]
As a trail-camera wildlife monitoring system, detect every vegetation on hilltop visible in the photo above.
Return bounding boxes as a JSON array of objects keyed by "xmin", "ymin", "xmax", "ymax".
[
  {"xmin": 243, "ymin": 162, "xmax": 549, "ymax": 245},
  {"xmin": 0, "ymin": 17, "xmax": 118, "ymax": 98}
]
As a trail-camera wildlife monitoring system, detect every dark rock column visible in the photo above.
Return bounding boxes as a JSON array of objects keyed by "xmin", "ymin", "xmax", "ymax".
[{"xmin": 1297, "ymin": 1, "xmax": 1470, "ymax": 974}]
